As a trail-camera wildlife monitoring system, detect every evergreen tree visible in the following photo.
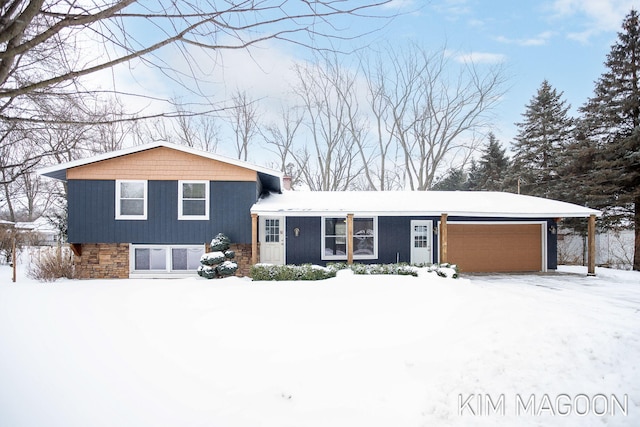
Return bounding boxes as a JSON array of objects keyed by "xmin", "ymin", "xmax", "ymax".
[
  {"xmin": 465, "ymin": 160, "xmax": 481, "ymax": 191},
  {"xmin": 473, "ymin": 133, "xmax": 511, "ymax": 191},
  {"xmin": 577, "ymin": 9, "xmax": 640, "ymax": 270},
  {"xmin": 432, "ymin": 167, "xmax": 468, "ymax": 191},
  {"xmin": 509, "ymin": 80, "xmax": 574, "ymax": 198},
  {"xmin": 557, "ymin": 126, "xmax": 599, "ymax": 235}
]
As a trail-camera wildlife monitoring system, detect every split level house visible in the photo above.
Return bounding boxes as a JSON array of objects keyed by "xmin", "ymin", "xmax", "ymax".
[{"xmin": 39, "ymin": 142, "xmax": 601, "ymax": 279}]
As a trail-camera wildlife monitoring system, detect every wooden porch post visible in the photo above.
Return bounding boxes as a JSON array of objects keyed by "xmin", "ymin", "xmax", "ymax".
[
  {"xmin": 587, "ymin": 214, "xmax": 596, "ymax": 276},
  {"xmin": 347, "ymin": 213, "xmax": 354, "ymax": 265},
  {"xmin": 440, "ymin": 213, "xmax": 448, "ymax": 264},
  {"xmin": 251, "ymin": 213, "xmax": 258, "ymax": 265}
]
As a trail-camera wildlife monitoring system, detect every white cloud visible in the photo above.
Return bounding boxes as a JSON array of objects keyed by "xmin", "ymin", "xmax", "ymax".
[
  {"xmin": 454, "ymin": 52, "xmax": 507, "ymax": 64},
  {"xmin": 380, "ymin": 0, "xmax": 418, "ymax": 9},
  {"xmin": 495, "ymin": 31, "xmax": 555, "ymax": 46},
  {"xmin": 433, "ymin": 0, "xmax": 472, "ymax": 18},
  {"xmin": 549, "ymin": 0, "xmax": 639, "ymax": 41}
]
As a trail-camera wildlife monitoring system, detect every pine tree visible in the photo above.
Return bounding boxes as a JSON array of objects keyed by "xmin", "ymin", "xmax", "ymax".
[
  {"xmin": 510, "ymin": 80, "xmax": 574, "ymax": 198},
  {"xmin": 473, "ymin": 133, "xmax": 511, "ymax": 191},
  {"xmin": 577, "ymin": 9, "xmax": 640, "ymax": 270},
  {"xmin": 432, "ymin": 167, "xmax": 468, "ymax": 191},
  {"xmin": 465, "ymin": 160, "xmax": 481, "ymax": 191}
]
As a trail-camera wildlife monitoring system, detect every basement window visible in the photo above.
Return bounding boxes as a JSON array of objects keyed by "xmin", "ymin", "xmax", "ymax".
[{"xmin": 130, "ymin": 244, "xmax": 205, "ymax": 275}]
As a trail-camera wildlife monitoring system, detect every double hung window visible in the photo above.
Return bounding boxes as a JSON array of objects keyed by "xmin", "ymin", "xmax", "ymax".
[
  {"xmin": 179, "ymin": 181, "xmax": 209, "ymax": 220},
  {"xmin": 116, "ymin": 180, "xmax": 147, "ymax": 220}
]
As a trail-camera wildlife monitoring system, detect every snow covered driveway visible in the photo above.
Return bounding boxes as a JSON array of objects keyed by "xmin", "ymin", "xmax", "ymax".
[{"xmin": 1, "ymin": 266, "xmax": 638, "ymax": 426}]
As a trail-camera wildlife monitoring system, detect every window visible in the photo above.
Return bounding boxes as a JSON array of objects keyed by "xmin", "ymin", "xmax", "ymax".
[
  {"xmin": 134, "ymin": 247, "xmax": 166, "ymax": 270},
  {"xmin": 324, "ymin": 217, "xmax": 347, "ymax": 258},
  {"xmin": 264, "ymin": 218, "xmax": 280, "ymax": 243},
  {"xmin": 322, "ymin": 216, "xmax": 377, "ymax": 260},
  {"xmin": 116, "ymin": 180, "xmax": 147, "ymax": 220},
  {"xmin": 171, "ymin": 247, "xmax": 203, "ymax": 270},
  {"xmin": 414, "ymin": 225, "xmax": 430, "ymax": 248},
  {"xmin": 179, "ymin": 181, "xmax": 209, "ymax": 220},
  {"xmin": 131, "ymin": 245, "xmax": 205, "ymax": 274},
  {"xmin": 353, "ymin": 218, "xmax": 375, "ymax": 256}
]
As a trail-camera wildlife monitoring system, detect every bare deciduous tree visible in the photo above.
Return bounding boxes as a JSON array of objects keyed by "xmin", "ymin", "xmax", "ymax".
[
  {"xmin": 263, "ymin": 106, "xmax": 304, "ymax": 186},
  {"xmin": 291, "ymin": 56, "xmax": 364, "ymax": 191},
  {"xmin": 373, "ymin": 45, "xmax": 506, "ymax": 190},
  {"xmin": 0, "ymin": 0, "xmax": 392, "ymax": 124},
  {"xmin": 229, "ymin": 90, "xmax": 260, "ymax": 161}
]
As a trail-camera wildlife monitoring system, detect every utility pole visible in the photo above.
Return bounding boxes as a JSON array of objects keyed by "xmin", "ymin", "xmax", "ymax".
[{"xmin": 12, "ymin": 234, "xmax": 16, "ymax": 282}]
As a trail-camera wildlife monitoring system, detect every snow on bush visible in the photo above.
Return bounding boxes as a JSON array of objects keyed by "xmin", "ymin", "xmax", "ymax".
[
  {"xmin": 209, "ymin": 233, "xmax": 231, "ymax": 252},
  {"xmin": 197, "ymin": 233, "xmax": 238, "ymax": 279},
  {"xmin": 251, "ymin": 263, "xmax": 335, "ymax": 281},
  {"xmin": 200, "ymin": 251, "xmax": 226, "ymax": 266},
  {"xmin": 251, "ymin": 262, "xmax": 459, "ymax": 281}
]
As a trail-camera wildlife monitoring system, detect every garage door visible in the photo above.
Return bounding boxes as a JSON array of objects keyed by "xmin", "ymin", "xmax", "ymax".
[{"xmin": 447, "ymin": 223, "xmax": 543, "ymax": 273}]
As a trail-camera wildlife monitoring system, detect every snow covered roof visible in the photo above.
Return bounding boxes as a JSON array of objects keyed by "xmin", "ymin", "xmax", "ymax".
[
  {"xmin": 251, "ymin": 191, "xmax": 601, "ymax": 218},
  {"xmin": 15, "ymin": 217, "xmax": 57, "ymax": 234},
  {"xmin": 37, "ymin": 141, "xmax": 283, "ymax": 182}
]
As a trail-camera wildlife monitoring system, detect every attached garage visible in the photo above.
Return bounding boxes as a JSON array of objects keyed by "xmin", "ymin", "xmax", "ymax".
[{"xmin": 448, "ymin": 222, "xmax": 545, "ymax": 273}]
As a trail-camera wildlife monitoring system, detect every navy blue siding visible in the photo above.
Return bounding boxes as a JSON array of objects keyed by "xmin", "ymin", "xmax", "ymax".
[
  {"xmin": 285, "ymin": 216, "xmax": 439, "ymax": 266},
  {"xmin": 68, "ymin": 180, "xmax": 258, "ymax": 244},
  {"xmin": 546, "ymin": 219, "xmax": 558, "ymax": 270},
  {"xmin": 284, "ymin": 215, "xmax": 558, "ymax": 269}
]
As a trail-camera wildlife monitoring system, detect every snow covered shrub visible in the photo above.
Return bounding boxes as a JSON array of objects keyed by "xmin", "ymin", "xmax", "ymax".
[
  {"xmin": 217, "ymin": 260, "xmax": 238, "ymax": 277},
  {"xmin": 210, "ymin": 233, "xmax": 231, "ymax": 251},
  {"xmin": 251, "ymin": 264, "xmax": 335, "ymax": 281},
  {"xmin": 200, "ymin": 251, "xmax": 226, "ymax": 266},
  {"xmin": 197, "ymin": 233, "xmax": 238, "ymax": 279},
  {"xmin": 27, "ymin": 246, "xmax": 75, "ymax": 282},
  {"xmin": 423, "ymin": 263, "xmax": 459, "ymax": 278},
  {"xmin": 327, "ymin": 262, "xmax": 458, "ymax": 279},
  {"xmin": 327, "ymin": 262, "xmax": 418, "ymax": 276}
]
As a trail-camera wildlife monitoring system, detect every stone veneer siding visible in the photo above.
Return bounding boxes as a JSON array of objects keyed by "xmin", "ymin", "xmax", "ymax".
[
  {"xmin": 229, "ymin": 243, "xmax": 253, "ymax": 277},
  {"xmin": 74, "ymin": 242, "xmax": 255, "ymax": 279},
  {"xmin": 74, "ymin": 243, "xmax": 130, "ymax": 279}
]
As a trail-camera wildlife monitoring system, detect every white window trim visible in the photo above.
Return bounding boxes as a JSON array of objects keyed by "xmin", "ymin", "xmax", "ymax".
[
  {"xmin": 129, "ymin": 244, "xmax": 205, "ymax": 278},
  {"xmin": 321, "ymin": 216, "xmax": 378, "ymax": 261},
  {"xmin": 178, "ymin": 180, "xmax": 210, "ymax": 220},
  {"xmin": 115, "ymin": 180, "xmax": 147, "ymax": 220}
]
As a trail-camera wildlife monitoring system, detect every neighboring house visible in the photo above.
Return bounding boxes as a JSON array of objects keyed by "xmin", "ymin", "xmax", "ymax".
[
  {"xmin": 39, "ymin": 142, "xmax": 282, "ymax": 278},
  {"xmin": 15, "ymin": 217, "xmax": 59, "ymax": 246},
  {"xmin": 40, "ymin": 142, "xmax": 601, "ymax": 278}
]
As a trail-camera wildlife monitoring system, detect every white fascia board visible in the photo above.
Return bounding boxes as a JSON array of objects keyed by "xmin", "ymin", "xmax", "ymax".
[{"xmin": 250, "ymin": 209, "xmax": 600, "ymax": 218}]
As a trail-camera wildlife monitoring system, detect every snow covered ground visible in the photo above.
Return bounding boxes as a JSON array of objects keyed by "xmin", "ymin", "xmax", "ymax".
[{"xmin": 1, "ymin": 260, "xmax": 639, "ymax": 427}]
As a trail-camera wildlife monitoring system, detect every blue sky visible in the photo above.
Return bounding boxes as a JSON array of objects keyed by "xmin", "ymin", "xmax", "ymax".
[
  {"xmin": 104, "ymin": 0, "xmax": 640, "ymax": 161},
  {"xmin": 384, "ymin": 0, "xmax": 639, "ymax": 148}
]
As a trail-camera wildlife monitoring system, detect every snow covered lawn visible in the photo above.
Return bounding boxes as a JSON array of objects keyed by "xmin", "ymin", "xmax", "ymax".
[{"xmin": 1, "ymin": 265, "xmax": 639, "ymax": 426}]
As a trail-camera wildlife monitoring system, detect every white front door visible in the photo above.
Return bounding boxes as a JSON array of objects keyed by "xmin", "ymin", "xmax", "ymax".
[
  {"xmin": 259, "ymin": 216, "xmax": 285, "ymax": 265},
  {"xmin": 411, "ymin": 220, "xmax": 433, "ymax": 265}
]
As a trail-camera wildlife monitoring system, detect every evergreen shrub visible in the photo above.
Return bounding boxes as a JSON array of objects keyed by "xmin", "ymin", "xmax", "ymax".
[{"xmin": 197, "ymin": 233, "xmax": 238, "ymax": 279}]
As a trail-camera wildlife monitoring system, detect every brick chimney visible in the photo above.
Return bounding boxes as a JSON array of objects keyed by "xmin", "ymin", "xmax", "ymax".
[{"xmin": 282, "ymin": 176, "xmax": 292, "ymax": 191}]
